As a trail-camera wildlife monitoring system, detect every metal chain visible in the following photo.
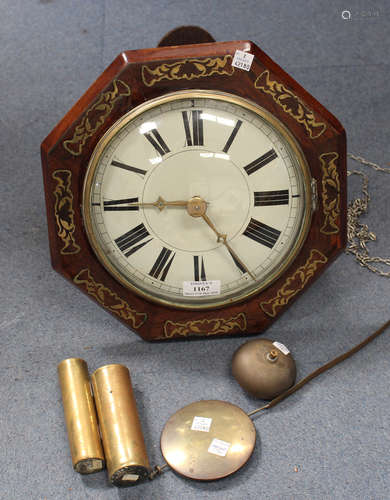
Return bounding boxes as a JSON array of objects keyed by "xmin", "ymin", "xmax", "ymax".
[{"xmin": 346, "ymin": 153, "xmax": 390, "ymax": 277}]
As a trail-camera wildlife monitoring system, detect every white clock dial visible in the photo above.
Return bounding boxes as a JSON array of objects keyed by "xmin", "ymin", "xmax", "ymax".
[{"xmin": 83, "ymin": 91, "xmax": 312, "ymax": 308}]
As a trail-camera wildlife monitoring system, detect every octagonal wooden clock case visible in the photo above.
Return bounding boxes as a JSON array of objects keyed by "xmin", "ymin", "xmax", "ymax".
[{"xmin": 41, "ymin": 28, "xmax": 347, "ymax": 341}]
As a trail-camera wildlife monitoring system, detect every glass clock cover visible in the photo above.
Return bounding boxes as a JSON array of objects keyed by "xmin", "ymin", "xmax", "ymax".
[{"xmin": 83, "ymin": 91, "xmax": 312, "ymax": 309}]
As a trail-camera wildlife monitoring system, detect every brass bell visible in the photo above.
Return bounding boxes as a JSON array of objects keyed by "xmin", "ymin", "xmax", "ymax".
[{"xmin": 232, "ymin": 339, "xmax": 296, "ymax": 399}]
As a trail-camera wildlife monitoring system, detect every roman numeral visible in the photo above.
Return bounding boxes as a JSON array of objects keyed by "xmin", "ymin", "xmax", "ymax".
[
  {"xmin": 149, "ymin": 248, "xmax": 175, "ymax": 281},
  {"xmin": 115, "ymin": 223, "xmax": 152, "ymax": 257},
  {"xmin": 103, "ymin": 197, "xmax": 139, "ymax": 211},
  {"xmin": 144, "ymin": 129, "xmax": 170, "ymax": 156},
  {"xmin": 182, "ymin": 110, "xmax": 204, "ymax": 146},
  {"xmin": 222, "ymin": 120, "xmax": 242, "ymax": 153},
  {"xmin": 227, "ymin": 248, "xmax": 247, "ymax": 275},
  {"xmin": 244, "ymin": 149, "xmax": 277, "ymax": 175},
  {"xmin": 111, "ymin": 160, "xmax": 147, "ymax": 176},
  {"xmin": 193, "ymin": 256, "xmax": 206, "ymax": 281},
  {"xmin": 254, "ymin": 190, "xmax": 289, "ymax": 206},
  {"xmin": 243, "ymin": 218, "xmax": 281, "ymax": 249}
]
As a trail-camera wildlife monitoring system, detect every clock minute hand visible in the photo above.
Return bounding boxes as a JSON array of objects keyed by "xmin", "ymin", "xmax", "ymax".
[
  {"xmin": 200, "ymin": 213, "xmax": 227, "ymax": 243},
  {"xmin": 200, "ymin": 213, "xmax": 256, "ymax": 281}
]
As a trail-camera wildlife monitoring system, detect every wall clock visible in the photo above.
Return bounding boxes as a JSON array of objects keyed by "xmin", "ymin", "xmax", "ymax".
[{"xmin": 41, "ymin": 27, "xmax": 347, "ymax": 341}]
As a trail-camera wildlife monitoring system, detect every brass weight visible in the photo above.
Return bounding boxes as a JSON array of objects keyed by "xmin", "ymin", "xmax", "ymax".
[
  {"xmin": 57, "ymin": 358, "xmax": 105, "ymax": 474},
  {"xmin": 91, "ymin": 364, "xmax": 150, "ymax": 486}
]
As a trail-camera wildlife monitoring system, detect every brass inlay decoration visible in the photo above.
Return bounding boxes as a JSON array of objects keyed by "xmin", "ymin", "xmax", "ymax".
[
  {"xmin": 73, "ymin": 269, "xmax": 147, "ymax": 329},
  {"xmin": 254, "ymin": 70, "xmax": 327, "ymax": 139},
  {"xmin": 320, "ymin": 152, "xmax": 341, "ymax": 235},
  {"xmin": 52, "ymin": 169, "xmax": 81, "ymax": 255},
  {"xmin": 63, "ymin": 79, "xmax": 131, "ymax": 156},
  {"xmin": 142, "ymin": 55, "xmax": 234, "ymax": 87},
  {"xmin": 163, "ymin": 313, "xmax": 247, "ymax": 338},
  {"xmin": 260, "ymin": 250, "xmax": 328, "ymax": 317}
]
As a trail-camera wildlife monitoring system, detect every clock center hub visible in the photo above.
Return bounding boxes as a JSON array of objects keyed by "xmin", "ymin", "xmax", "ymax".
[
  {"xmin": 141, "ymin": 149, "xmax": 251, "ymax": 253},
  {"xmin": 187, "ymin": 196, "xmax": 207, "ymax": 218}
]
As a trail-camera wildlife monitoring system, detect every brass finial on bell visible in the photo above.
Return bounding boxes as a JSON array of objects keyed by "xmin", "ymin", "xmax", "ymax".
[{"xmin": 232, "ymin": 339, "xmax": 296, "ymax": 399}]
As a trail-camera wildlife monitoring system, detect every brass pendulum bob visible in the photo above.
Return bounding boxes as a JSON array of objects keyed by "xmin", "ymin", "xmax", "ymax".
[{"xmin": 160, "ymin": 400, "xmax": 256, "ymax": 481}]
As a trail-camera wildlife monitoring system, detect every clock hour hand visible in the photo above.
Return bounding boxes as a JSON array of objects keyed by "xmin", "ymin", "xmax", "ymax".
[
  {"xmin": 123, "ymin": 195, "xmax": 211, "ymax": 212},
  {"xmin": 200, "ymin": 213, "xmax": 256, "ymax": 281},
  {"xmin": 125, "ymin": 196, "xmax": 189, "ymax": 211}
]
